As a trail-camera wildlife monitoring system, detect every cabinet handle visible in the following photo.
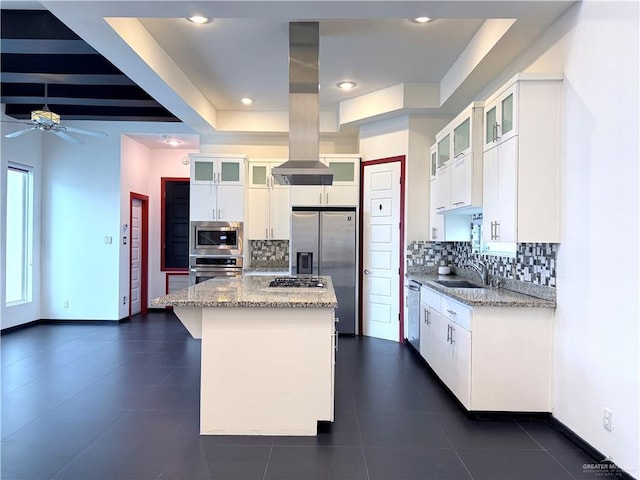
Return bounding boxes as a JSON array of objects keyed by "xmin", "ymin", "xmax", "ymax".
[
  {"xmin": 326, "ymin": 192, "xmax": 329, "ymax": 204},
  {"xmin": 213, "ymin": 209, "xmax": 216, "ymax": 220},
  {"xmin": 446, "ymin": 324, "xmax": 451, "ymax": 342},
  {"xmin": 432, "ymin": 227, "xmax": 438, "ymax": 240},
  {"xmin": 425, "ymin": 309, "xmax": 431, "ymax": 325},
  {"xmin": 271, "ymin": 228, "xmax": 274, "ymax": 238},
  {"xmin": 446, "ymin": 309, "xmax": 457, "ymax": 315},
  {"xmin": 454, "ymin": 152, "xmax": 465, "ymax": 159},
  {"xmin": 450, "ymin": 325, "xmax": 456, "ymax": 344},
  {"xmin": 495, "ymin": 222, "xmax": 500, "ymax": 239},
  {"xmin": 265, "ymin": 228, "xmax": 269, "ymax": 238},
  {"xmin": 319, "ymin": 193, "xmax": 323, "ymax": 204},
  {"xmin": 436, "ymin": 206, "xmax": 446, "ymax": 211},
  {"xmin": 452, "ymin": 201, "xmax": 464, "ymax": 206}
]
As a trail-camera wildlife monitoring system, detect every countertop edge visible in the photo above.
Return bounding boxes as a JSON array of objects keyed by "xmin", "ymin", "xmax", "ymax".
[{"xmin": 407, "ymin": 273, "xmax": 556, "ymax": 308}]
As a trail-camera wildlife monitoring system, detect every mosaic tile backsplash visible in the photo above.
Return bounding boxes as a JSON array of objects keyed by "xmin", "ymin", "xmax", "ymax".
[
  {"xmin": 407, "ymin": 241, "xmax": 558, "ymax": 287},
  {"xmin": 249, "ymin": 240, "xmax": 289, "ymax": 267}
]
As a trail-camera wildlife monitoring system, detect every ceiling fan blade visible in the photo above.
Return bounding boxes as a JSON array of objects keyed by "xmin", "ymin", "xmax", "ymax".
[
  {"xmin": 62, "ymin": 125, "xmax": 108, "ymax": 138},
  {"xmin": 5, "ymin": 127, "xmax": 37, "ymax": 138},
  {"xmin": 52, "ymin": 130, "xmax": 85, "ymax": 145}
]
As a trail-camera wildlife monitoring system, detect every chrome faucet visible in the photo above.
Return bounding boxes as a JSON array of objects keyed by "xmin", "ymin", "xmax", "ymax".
[{"xmin": 466, "ymin": 260, "xmax": 489, "ymax": 286}]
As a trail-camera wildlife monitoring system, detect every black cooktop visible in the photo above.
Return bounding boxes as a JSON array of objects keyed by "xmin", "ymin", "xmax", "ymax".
[{"xmin": 268, "ymin": 277, "xmax": 326, "ymax": 288}]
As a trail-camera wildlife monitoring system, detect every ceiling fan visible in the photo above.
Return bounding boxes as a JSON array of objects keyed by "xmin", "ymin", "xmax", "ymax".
[{"xmin": 2, "ymin": 84, "xmax": 108, "ymax": 145}]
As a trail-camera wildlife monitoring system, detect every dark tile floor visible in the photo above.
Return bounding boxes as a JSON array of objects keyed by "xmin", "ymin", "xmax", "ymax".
[{"xmin": 0, "ymin": 311, "xmax": 621, "ymax": 480}]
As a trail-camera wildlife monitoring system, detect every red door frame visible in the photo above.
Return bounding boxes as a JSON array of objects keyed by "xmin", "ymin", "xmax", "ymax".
[
  {"xmin": 358, "ymin": 156, "xmax": 406, "ymax": 341},
  {"xmin": 129, "ymin": 192, "xmax": 149, "ymax": 317}
]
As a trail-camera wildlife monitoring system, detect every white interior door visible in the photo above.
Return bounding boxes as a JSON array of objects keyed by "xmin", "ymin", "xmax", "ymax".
[
  {"xmin": 362, "ymin": 161, "xmax": 401, "ymax": 341},
  {"xmin": 131, "ymin": 199, "xmax": 142, "ymax": 315}
]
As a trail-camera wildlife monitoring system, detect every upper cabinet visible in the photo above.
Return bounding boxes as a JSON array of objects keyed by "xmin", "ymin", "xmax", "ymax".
[
  {"xmin": 431, "ymin": 102, "xmax": 484, "ymax": 214},
  {"xmin": 289, "ymin": 155, "xmax": 360, "ymax": 207},
  {"xmin": 483, "ymin": 83, "xmax": 518, "ymax": 150},
  {"xmin": 481, "ymin": 74, "xmax": 563, "ymax": 245},
  {"xmin": 189, "ymin": 154, "xmax": 247, "ymax": 222},
  {"xmin": 247, "ymin": 160, "xmax": 290, "ymax": 240},
  {"xmin": 191, "ymin": 155, "xmax": 245, "ymax": 186}
]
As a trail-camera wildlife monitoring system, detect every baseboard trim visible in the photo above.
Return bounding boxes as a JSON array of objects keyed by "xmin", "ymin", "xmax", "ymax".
[{"xmin": 2, "ymin": 317, "xmax": 127, "ymax": 334}]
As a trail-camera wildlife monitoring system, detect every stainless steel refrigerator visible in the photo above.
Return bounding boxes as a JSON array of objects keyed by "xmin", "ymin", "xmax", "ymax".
[{"xmin": 290, "ymin": 207, "xmax": 357, "ymax": 335}]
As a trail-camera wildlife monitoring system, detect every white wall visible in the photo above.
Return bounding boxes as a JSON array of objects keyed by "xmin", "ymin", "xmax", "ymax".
[
  {"xmin": 0, "ymin": 111, "xmax": 44, "ymax": 329},
  {"xmin": 487, "ymin": 1, "xmax": 639, "ymax": 474}
]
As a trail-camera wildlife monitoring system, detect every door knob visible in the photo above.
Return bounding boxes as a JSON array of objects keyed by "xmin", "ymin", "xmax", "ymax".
[{"xmin": 364, "ymin": 269, "xmax": 370, "ymax": 275}]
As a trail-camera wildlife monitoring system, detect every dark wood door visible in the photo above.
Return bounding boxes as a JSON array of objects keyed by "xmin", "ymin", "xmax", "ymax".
[{"xmin": 162, "ymin": 179, "xmax": 190, "ymax": 270}]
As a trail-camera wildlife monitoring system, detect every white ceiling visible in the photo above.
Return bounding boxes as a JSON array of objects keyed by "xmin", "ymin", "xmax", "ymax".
[{"xmin": 8, "ymin": 1, "xmax": 576, "ymax": 146}]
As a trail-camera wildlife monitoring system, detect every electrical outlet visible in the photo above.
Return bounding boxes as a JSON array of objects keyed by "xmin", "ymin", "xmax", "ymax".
[
  {"xmin": 64, "ymin": 300, "xmax": 69, "ymax": 308},
  {"xmin": 603, "ymin": 408, "xmax": 613, "ymax": 432},
  {"xmin": 123, "ymin": 296, "xmax": 127, "ymax": 305}
]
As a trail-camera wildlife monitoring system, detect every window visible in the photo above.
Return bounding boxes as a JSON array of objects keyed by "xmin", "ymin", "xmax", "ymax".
[{"xmin": 6, "ymin": 164, "xmax": 33, "ymax": 305}]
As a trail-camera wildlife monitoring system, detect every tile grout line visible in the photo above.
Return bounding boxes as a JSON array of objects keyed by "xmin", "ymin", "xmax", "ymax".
[
  {"xmin": 262, "ymin": 435, "xmax": 275, "ymax": 480},
  {"xmin": 515, "ymin": 421, "xmax": 579, "ymax": 480},
  {"xmin": 434, "ymin": 417, "xmax": 476, "ymax": 480}
]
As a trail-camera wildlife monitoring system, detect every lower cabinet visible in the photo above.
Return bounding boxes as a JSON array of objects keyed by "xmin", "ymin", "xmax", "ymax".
[{"xmin": 419, "ymin": 285, "xmax": 553, "ymax": 412}]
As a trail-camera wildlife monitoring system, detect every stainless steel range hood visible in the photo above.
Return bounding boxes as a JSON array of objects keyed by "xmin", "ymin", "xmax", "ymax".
[{"xmin": 272, "ymin": 22, "xmax": 333, "ymax": 186}]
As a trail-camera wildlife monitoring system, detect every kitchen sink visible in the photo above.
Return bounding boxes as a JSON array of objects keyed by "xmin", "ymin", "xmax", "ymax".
[{"xmin": 435, "ymin": 280, "xmax": 483, "ymax": 289}]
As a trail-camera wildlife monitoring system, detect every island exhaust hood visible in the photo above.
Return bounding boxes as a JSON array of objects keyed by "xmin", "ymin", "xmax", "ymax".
[{"xmin": 272, "ymin": 22, "xmax": 333, "ymax": 186}]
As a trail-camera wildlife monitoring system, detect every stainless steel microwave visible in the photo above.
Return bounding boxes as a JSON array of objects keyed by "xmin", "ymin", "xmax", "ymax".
[{"xmin": 190, "ymin": 221, "xmax": 243, "ymax": 256}]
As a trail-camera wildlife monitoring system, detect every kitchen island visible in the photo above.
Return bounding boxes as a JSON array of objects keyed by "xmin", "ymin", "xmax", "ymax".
[{"xmin": 152, "ymin": 275, "xmax": 338, "ymax": 436}]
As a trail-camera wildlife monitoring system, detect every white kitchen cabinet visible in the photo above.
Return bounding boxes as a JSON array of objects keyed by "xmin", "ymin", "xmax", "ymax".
[
  {"xmin": 247, "ymin": 160, "xmax": 290, "ymax": 240},
  {"xmin": 433, "ymin": 102, "xmax": 484, "ymax": 213},
  {"xmin": 417, "ymin": 284, "xmax": 553, "ymax": 412},
  {"xmin": 481, "ymin": 74, "xmax": 563, "ymax": 244},
  {"xmin": 482, "ymin": 136, "xmax": 518, "ymax": 243},
  {"xmin": 289, "ymin": 155, "xmax": 360, "ymax": 206},
  {"xmin": 190, "ymin": 184, "xmax": 245, "ymax": 222},
  {"xmin": 190, "ymin": 154, "xmax": 245, "ymax": 186},
  {"xmin": 429, "ymin": 156, "xmax": 471, "ymax": 242},
  {"xmin": 189, "ymin": 154, "xmax": 247, "ymax": 222},
  {"xmin": 483, "ymin": 83, "xmax": 517, "ymax": 150}
]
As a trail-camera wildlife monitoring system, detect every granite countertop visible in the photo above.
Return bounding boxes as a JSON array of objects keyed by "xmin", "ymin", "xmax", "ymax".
[
  {"xmin": 407, "ymin": 272, "xmax": 556, "ymax": 308},
  {"xmin": 151, "ymin": 275, "xmax": 338, "ymax": 308}
]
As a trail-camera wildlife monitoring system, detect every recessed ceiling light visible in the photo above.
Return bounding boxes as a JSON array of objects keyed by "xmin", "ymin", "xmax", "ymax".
[
  {"xmin": 187, "ymin": 15, "xmax": 210, "ymax": 24},
  {"xmin": 337, "ymin": 81, "xmax": 357, "ymax": 90},
  {"xmin": 163, "ymin": 136, "xmax": 182, "ymax": 147},
  {"xmin": 413, "ymin": 17, "xmax": 432, "ymax": 23},
  {"xmin": 241, "ymin": 97, "xmax": 253, "ymax": 105}
]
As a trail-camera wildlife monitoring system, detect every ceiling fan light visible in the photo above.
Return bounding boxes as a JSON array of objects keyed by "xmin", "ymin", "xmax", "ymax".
[
  {"xmin": 32, "ymin": 109, "xmax": 59, "ymax": 125},
  {"xmin": 163, "ymin": 136, "xmax": 182, "ymax": 146},
  {"xmin": 413, "ymin": 17, "xmax": 432, "ymax": 23}
]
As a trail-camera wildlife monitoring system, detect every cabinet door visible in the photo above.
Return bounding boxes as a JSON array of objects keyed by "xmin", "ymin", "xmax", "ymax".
[
  {"xmin": 498, "ymin": 85, "xmax": 518, "ymax": 144},
  {"xmin": 269, "ymin": 187, "xmax": 290, "ymax": 239},
  {"xmin": 453, "ymin": 116, "xmax": 471, "ymax": 158},
  {"xmin": 430, "ymin": 145, "xmax": 438, "ymax": 180},
  {"xmin": 247, "ymin": 189, "xmax": 270, "ymax": 239},
  {"xmin": 432, "ymin": 165, "xmax": 451, "ymax": 213},
  {"xmin": 218, "ymin": 159, "xmax": 244, "ymax": 185},
  {"xmin": 190, "ymin": 184, "xmax": 217, "ymax": 221},
  {"xmin": 482, "ymin": 145, "xmax": 500, "ymax": 244},
  {"xmin": 249, "ymin": 164, "xmax": 269, "ymax": 188},
  {"xmin": 216, "ymin": 185, "xmax": 244, "ymax": 221},
  {"xmin": 290, "ymin": 185, "xmax": 324, "ymax": 206},
  {"xmin": 495, "ymin": 136, "xmax": 518, "ymax": 243},
  {"xmin": 427, "ymin": 309, "xmax": 450, "ymax": 383},
  {"xmin": 450, "ymin": 153, "xmax": 473, "ymax": 209},
  {"xmin": 325, "ymin": 185, "xmax": 359, "ymax": 206},
  {"xmin": 326, "ymin": 159, "xmax": 358, "ymax": 186},
  {"xmin": 419, "ymin": 304, "xmax": 433, "ymax": 362},
  {"xmin": 437, "ymin": 134, "xmax": 451, "ymax": 169},
  {"xmin": 192, "ymin": 160, "xmax": 216, "ymax": 184},
  {"xmin": 447, "ymin": 323, "xmax": 471, "ymax": 409}
]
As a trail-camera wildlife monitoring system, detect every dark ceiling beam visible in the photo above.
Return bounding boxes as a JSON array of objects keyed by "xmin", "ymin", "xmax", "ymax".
[
  {"xmin": 0, "ymin": 96, "xmax": 163, "ymax": 108},
  {"xmin": 2, "ymin": 53, "xmax": 123, "ymax": 75},
  {"xmin": 3, "ymin": 103, "xmax": 180, "ymax": 122},
  {"xmin": 0, "ymin": 72, "xmax": 136, "ymax": 85},
  {"xmin": 1, "ymin": 39, "xmax": 98, "ymax": 54},
  {"xmin": 1, "ymin": 10, "xmax": 81, "ymax": 40}
]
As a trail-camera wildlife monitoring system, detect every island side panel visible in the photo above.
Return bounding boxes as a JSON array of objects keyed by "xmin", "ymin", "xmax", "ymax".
[
  {"xmin": 173, "ymin": 307, "xmax": 203, "ymax": 339},
  {"xmin": 200, "ymin": 306, "xmax": 334, "ymax": 435}
]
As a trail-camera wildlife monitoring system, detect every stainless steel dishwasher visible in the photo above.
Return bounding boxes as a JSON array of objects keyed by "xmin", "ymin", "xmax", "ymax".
[{"xmin": 406, "ymin": 280, "xmax": 421, "ymax": 351}]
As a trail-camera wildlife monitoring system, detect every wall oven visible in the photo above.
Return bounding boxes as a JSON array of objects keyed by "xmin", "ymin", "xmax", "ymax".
[
  {"xmin": 189, "ymin": 256, "xmax": 243, "ymax": 285},
  {"xmin": 191, "ymin": 221, "xmax": 243, "ymax": 256}
]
